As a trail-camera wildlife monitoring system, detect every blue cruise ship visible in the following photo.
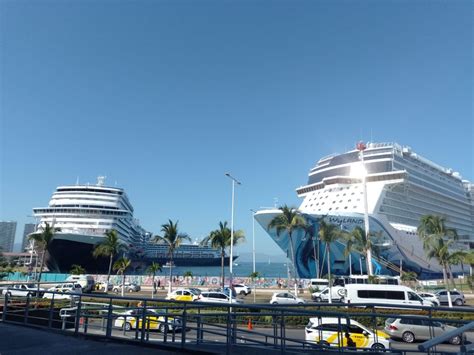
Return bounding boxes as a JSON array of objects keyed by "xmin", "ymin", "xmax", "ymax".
[{"xmin": 255, "ymin": 142, "xmax": 474, "ymax": 280}]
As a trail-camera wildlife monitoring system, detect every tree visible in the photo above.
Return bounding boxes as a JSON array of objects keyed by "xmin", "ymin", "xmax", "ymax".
[
  {"xmin": 113, "ymin": 257, "xmax": 131, "ymax": 297},
  {"xmin": 0, "ymin": 247, "xmax": 13, "ymax": 281},
  {"xmin": 303, "ymin": 222, "xmax": 320, "ymax": 278},
  {"xmin": 28, "ymin": 222, "xmax": 61, "ymax": 292},
  {"xmin": 201, "ymin": 221, "xmax": 245, "ymax": 288},
  {"xmin": 183, "ymin": 270, "xmax": 193, "ymax": 278},
  {"xmin": 343, "ymin": 226, "xmax": 379, "ymax": 276},
  {"xmin": 249, "ymin": 271, "xmax": 260, "ymax": 303},
  {"xmin": 153, "ymin": 220, "xmax": 190, "ymax": 293},
  {"xmin": 401, "ymin": 271, "xmax": 418, "ymax": 287},
  {"xmin": 93, "ymin": 230, "xmax": 125, "ymax": 292},
  {"xmin": 318, "ymin": 220, "xmax": 343, "ymax": 303},
  {"xmin": 418, "ymin": 215, "xmax": 458, "ymax": 307},
  {"xmin": 70, "ymin": 264, "xmax": 86, "ymax": 275},
  {"xmin": 147, "ymin": 262, "xmax": 162, "ymax": 299},
  {"xmin": 268, "ymin": 205, "xmax": 307, "ymax": 296}
]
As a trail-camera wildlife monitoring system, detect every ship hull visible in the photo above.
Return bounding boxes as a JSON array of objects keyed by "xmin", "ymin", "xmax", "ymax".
[
  {"xmin": 46, "ymin": 233, "xmax": 238, "ymax": 273},
  {"xmin": 45, "ymin": 233, "xmax": 111, "ymax": 274},
  {"xmin": 255, "ymin": 209, "xmax": 445, "ymax": 280},
  {"xmin": 143, "ymin": 256, "xmax": 235, "ymax": 267}
]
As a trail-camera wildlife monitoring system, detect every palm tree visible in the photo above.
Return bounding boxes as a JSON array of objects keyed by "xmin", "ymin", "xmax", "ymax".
[
  {"xmin": 249, "ymin": 271, "xmax": 260, "ymax": 303},
  {"xmin": 418, "ymin": 215, "xmax": 458, "ymax": 307},
  {"xmin": 303, "ymin": 222, "xmax": 320, "ymax": 278},
  {"xmin": 93, "ymin": 230, "xmax": 125, "ymax": 291},
  {"xmin": 343, "ymin": 226, "xmax": 378, "ymax": 276},
  {"xmin": 200, "ymin": 221, "xmax": 245, "ymax": 288},
  {"xmin": 28, "ymin": 222, "xmax": 61, "ymax": 292},
  {"xmin": 147, "ymin": 262, "xmax": 162, "ymax": 299},
  {"xmin": 70, "ymin": 264, "xmax": 86, "ymax": 275},
  {"xmin": 153, "ymin": 220, "xmax": 190, "ymax": 293},
  {"xmin": 268, "ymin": 205, "xmax": 307, "ymax": 295},
  {"xmin": 318, "ymin": 219, "xmax": 343, "ymax": 303},
  {"xmin": 113, "ymin": 257, "xmax": 131, "ymax": 297}
]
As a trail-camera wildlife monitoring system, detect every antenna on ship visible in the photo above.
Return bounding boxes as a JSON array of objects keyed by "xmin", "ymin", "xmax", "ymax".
[
  {"xmin": 97, "ymin": 176, "xmax": 106, "ymax": 186},
  {"xmin": 76, "ymin": 176, "xmax": 80, "ymax": 185}
]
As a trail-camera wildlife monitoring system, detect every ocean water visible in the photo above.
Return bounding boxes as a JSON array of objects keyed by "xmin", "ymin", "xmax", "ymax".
[{"xmin": 159, "ymin": 261, "xmax": 289, "ymax": 278}]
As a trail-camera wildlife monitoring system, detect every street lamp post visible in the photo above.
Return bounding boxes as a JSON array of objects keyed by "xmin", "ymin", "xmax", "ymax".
[
  {"xmin": 225, "ymin": 173, "xmax": 241, "ymax": 304},
  {"xmin": 250, "ymin": 209, "xmax": 256, "ymax": 274},
  {"xmin": 250, "ymin": 209, "xmax": 257, "ymax": 303},
  {"xmin": 356, "ymin": 141, "xmax": 373, "ymax": 276}
]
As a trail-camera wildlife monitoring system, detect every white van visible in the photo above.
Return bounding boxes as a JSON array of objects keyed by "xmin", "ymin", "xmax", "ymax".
[
  {"xmin": 312, "ymin": 286, "xmax": 345, "ymax": 302},
  {"xmin": 66, "ymin": 275, "xmax": 95, "ymax": 293},
  {"xmin": 342, "ymin": 284, "xmax": 434, "ymax": 308}
]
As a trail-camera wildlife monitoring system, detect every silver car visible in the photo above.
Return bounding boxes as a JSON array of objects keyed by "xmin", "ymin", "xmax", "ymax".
[
  {"xmin": 384, "ymin": 317, "xmax": 464, "ymax": 345},
  {"xmin": 435, "ymin": 290, "xmax": 465, "ymax": 306}
]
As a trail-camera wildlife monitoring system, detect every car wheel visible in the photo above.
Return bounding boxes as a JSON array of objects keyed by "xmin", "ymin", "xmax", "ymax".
[
  {"xmin": 402, "ymin": 331, "xmax": 415, "ymax": 343},
  {"xmin": 240, "ymin": 291, "xmax": 246, "ymax": 295},
  {"xmin": 6, "ymin": 292, "xmax": 11, "ymax": 297},
  {"xmin": 454, "ymin": 299, "xmax": 463, "ymax": 306},
  {"xmin": 128, "ymin": 289, "xmax": 133, "ymax": 293},
  {"xmin": 159, "ymin": 323, "xmax": 169, "ymax": 333},
  {"xmin": 319, "ymin": 340, "xmax": 330, "ymax": 347},
  {"xmin": 271, "ymin": 302, "xmax": 278, "ymax": 305},
  {"xmin": 123, "ymin": 322, "xmax": 132, "ymax": 331},
  {"xmin": 371, "ymin": 343, "xmax": 385, "ymax": 350},
  {"xmin": 27, "ymin": 292, "xmax": 33, "ymax": 297},
  {"xmin": 315, "ymin": 297, "xmax": 322, "ymax": 303},
  {"xmin": 449, "ymin": 335, "xmax": 462, "ymax": 345},
  {"xmin": 298, "ymin": 302, "xmax": 304, "ymax": 305},
  {"xmin": 114, "ymin": 289, "xmax": 119, "ymax": 294}
]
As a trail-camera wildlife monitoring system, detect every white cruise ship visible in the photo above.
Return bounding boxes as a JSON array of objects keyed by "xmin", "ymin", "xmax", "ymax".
[
  {"xmin": 33, "ymin": 177, "xmax": 151, "ymax": 273},
  {"xmin": 255, "ymin": 142, "xmax": 473, "ymax": 280}
]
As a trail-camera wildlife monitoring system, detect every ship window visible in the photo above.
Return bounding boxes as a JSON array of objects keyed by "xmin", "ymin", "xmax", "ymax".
[
  {"xmin": 335, "ymin": 207, "xmax": 339, "ymax": 210},
  {"xmin": 329, "ymin": 208, "xmax": 332, "ymax": 211},
  {"xmin": 344, "ymin": 206, "xmax": 348, "ymax": 209}
]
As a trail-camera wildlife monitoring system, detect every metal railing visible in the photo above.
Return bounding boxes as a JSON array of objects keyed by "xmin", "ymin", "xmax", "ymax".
[{"xmin": 1, "ymin": 290, "xmax": 473, "ymax": 354}]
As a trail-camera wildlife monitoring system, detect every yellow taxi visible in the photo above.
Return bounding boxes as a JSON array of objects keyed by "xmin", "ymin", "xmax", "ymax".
[
  {"xmin": 114, "ymin": 308, "xmax": 182, "ymax": 332},
  {"xmin": 166, "ymin": 289, "xmax": 199, "ymax": 302},
  {"xmin": 305, "ymin": 317, "xmax": 390, "ymax": 350}
]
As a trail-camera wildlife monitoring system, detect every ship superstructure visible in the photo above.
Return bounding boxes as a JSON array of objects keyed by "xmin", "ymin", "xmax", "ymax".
[
  {"xmin": 255, "ymin": 142, "xmax": 473, "ymax": 279},
  {"xmin": 33, "ymin": 177, "xmax": 151, "ymax": 273}
]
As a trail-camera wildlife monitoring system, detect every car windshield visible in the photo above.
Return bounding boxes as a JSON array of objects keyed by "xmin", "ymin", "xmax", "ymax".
[{"xmin": 26, "ymin": 284, "xmax": 35, "ymax": 288}]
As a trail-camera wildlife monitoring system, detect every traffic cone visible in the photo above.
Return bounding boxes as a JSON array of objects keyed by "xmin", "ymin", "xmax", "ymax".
[{"xmin": 247, "ymin": 318, "xmax": 253, "ymax": 330}]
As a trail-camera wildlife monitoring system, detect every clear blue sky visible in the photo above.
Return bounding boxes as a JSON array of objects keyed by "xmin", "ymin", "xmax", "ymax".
[{"xmin": 0, "ymin": 0, "xmax": 472, "ymax": 257}]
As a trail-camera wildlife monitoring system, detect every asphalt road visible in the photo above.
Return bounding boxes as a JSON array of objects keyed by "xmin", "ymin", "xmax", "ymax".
[{"xmin": 79, "ymin": 318, "xmax": 472, "ymax": 354}]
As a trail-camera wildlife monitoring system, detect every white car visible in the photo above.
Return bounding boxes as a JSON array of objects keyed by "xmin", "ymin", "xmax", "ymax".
[
  {"xmin": 43, "ymin": 283, "xmax": 82, "ymax": 299},
  {"xmin": 230, "ymin": 284, "xmax": 251, "ymax": 296},
  {"xmin": 198, "ymin": 292, "xmax": 243, "ymax": 304},
  {"xmin": 305, "ymin": 317, "xmax": 390, "ymax": 350},
  {"xmin": 417, "ymin": 292, "xmax": 440, "ymax": 307},
  {"xmin": 270, "ymin": 292, "xmax": 305, "ymax": 305},
  {"xmin": 6, "ymin": 284, "xmax": 45, "ymax": 297},
  {"xmin": 312, "ymin": 286, "xmax": 345, "ymax": 302}
]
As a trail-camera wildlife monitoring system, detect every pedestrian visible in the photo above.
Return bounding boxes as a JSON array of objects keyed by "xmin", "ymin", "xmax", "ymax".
[{"xmin": 157, "ymin": 279, "xmax": 161, "ymax": 288}]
